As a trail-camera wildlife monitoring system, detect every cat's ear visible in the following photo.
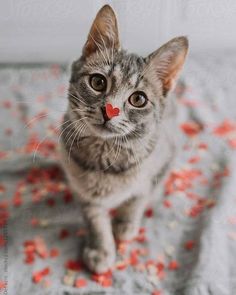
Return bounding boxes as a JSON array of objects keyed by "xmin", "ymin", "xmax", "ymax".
[
  {"xmin": 147, "ymin": 36, "xmax": 188, "ymax": 95},
  {"xmin": 83, "ymin": 5, "xmax": 120, "ymax": 57}
]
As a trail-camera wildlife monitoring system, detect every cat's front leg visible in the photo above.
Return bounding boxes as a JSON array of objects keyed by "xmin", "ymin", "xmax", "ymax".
[
  {"xmin": 113, "ymin": 196, "xmax": 147, "ymax": 241},
  {"xmin": 81, "ymin": 202, "xmax": 115, "ymax": 273}
]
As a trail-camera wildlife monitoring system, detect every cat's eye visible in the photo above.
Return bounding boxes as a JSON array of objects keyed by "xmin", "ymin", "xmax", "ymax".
[
  {"xmin": 128, "ymin": 91, "xmax": 148, "ymax": 108},
  {"xmin": 89, "ymin": 74, "xmax": 107, "ymax": 92}
]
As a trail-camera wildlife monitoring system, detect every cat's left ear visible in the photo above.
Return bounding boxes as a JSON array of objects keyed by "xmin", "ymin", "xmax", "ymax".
[
  {"xmin": 147, "ymin": 36, "xmax": 188, "ymax": 95},
  {"xmin": 83, "ymin": 5, "xmax": 120, "ymax": 57}
]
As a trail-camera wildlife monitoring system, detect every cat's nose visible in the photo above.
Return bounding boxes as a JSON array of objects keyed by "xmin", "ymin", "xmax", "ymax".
[{"xmin": 101, "ymin": 106, "xmax": 110, "ymax": 122}]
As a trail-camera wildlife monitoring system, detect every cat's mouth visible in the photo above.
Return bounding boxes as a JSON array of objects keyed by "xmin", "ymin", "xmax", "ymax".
[{"xmin": 92, "ymin": 122, "xmax": 120, "ymax": 138}]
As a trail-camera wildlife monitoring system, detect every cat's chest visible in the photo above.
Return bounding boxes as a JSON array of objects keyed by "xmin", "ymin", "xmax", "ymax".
[{"xmin": 71, "ymin": 137, "xmax": 138, "ymax": 174}]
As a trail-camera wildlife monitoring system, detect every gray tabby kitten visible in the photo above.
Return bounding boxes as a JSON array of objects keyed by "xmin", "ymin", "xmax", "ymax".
[{"xmin": 60, "ymin": 5, "xmax": 188, "ymax": 273}]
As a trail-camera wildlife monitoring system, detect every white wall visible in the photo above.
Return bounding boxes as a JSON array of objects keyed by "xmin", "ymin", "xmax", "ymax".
[{"xmin": 1, "ymin": 0, "xmax": 236, "ymax": 63}]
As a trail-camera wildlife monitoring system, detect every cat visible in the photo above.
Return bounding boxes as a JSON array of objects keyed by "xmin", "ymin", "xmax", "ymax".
[{"xmin": 59, "ymin": 4, "xmax": 188, "ymax": 273}]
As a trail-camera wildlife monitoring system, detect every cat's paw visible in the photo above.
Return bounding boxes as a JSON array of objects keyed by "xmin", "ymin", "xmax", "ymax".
[
  {"xmin": 83, "ymin": 246, "xmax": 115, "ymax": 273},
  {"xmin": 113, "ymin": 220, "xmax": 138, "ymax": 241}
]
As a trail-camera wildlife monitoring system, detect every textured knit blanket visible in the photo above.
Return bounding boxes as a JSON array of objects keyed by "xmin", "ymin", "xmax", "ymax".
[{"xmin": 0, "ymin": 53, "xmax": 236, "ymax": 295}]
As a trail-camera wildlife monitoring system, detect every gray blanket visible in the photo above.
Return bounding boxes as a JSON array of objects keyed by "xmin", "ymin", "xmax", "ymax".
[{"xmin": 0, "ymin": 53, "xmax": 236, "ymax": 295}]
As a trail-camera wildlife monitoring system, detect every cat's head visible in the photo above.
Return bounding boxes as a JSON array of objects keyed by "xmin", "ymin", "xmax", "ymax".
[{"xmin": 69, "ymin": 5, "xmax": 188, "ymax": 140}]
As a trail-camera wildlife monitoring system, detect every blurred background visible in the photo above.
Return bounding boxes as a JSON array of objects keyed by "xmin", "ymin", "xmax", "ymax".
[{"xmin": 1, "ymin": 0, "xmax": 236, "ymax": 63}]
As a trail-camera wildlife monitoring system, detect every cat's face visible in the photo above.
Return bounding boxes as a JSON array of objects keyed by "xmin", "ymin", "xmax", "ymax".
[{"xmin": 68, "ymin": 5, "xmax": 188, "ymax": 140}]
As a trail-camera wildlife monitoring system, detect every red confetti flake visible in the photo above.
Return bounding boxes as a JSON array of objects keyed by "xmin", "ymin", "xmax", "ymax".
[
  {"xmin": 116, "ymin": 260, "xmax": 128, "ymax": 270},
  {"xmin": 0, "ymin": 281, "xmax": 6, "ymax": 290},
  {"xmin": 0, "ymin": 235, "xmax": 6, "ymax": 247},
  {"xmin": 23, "ymin": 237, "xmax": 50, "ymax": 263},
  {"xmin": 35, "ymin": 237, "xmax": 49, "ymax": 259},
  {"xmin": 188, "ymin": 203, "xmax": 204, "ymax": 218},
  {"xmin": 91, "ymin": 270, "xmax": 113, "ymax": 287},
  {"xmin": 129, "ymin": 249, "xmax": 139, "ymax": 266},
  {"xmin": 139, "ymin": 227, "xmax": 146, "ymax": 235},
  {"xmin": 46, "ymin": 198, "xmax": 55, "ymax": 207},
  {"xmin": 0, "ymin": 185, "xmax": 6, "ymax": 194},
  {"xmin": 135, "ymin": 233, "xmax": 147, "ymax": 243},
  {"xmin": 145, "ymin": 208, "xmax": 154, "ymax": 218},
  {"xmin": 165, "ymin": 169, "xmax": 202, "ymax": 195},
  {"xmin": 63, "ymin": 191, "xmax": 73, "ymax": 203},
  {"xmin": 156, "ymin": 262, "xmax": 165, "ymax": 272},
  {"xmin": 50, "ymin": 248, "xmax": 60, "ymax": 258},
  {"xmin": 25, "ymin": 253, "xmax": 35, "ymax": 264},
  {"xmin": 180, "ymin": 121, "xmax": 203, "ymax": 137},
  {"xmin": 41, "ymin": 267, "xmax": 50, "ymax": 276},
  {"xmin": 32, "ymin": 267, "xmax": 51, "ymax": 284},
  {"xmin": 213, "ymin": 119, "xmax": 236, "ymax": 136},
  {"xmin": 30, "ymin": 218, "xmax": 40, "ymax": 227},
  {"xmin": 228, "ymin": 138, "xmax": 236, "ymax": 149},
  {"xmin": 188, "ymin": 156, "xmax": 201, "ymax": 164},
  {"xmin": 24, "ymin": 134, "xmax": 56, "ymax": 157},
  {"xmin": 12, "ymin": 193, "xmax": 23, "ymax": 207},
  {"xmin": 168, "ymin": 260, "xmax": 180, "ymax": 270},
  {"xmin": 74, "ymin": 278, "xmax": 87, "ymax": 288},
  {"xmin": 0, "ymin": 200, "xmax": 8, "ymax": 209},
  {"xmin": 0, "ymin": 210, "xmax": 9, "ymax": 227},
  {"xmin": 198, "ymin": 142, "xmax": 208, "ymax": 150},
  {"xmin": 0, "ymin": 151, "xmax": 8, "ymax": 160},
  {"xmin": 2, "ymin": 100, "xmax": 12, "ymax": 109},
  {"xmin": 184, "ymin": 240, "xmax": 196, "ymax": 251},
  {"xmin": 163, "ymin": 199, "xmax": 172, "ymax": 208},
  {"xmin": 152, "ymin": 291, "xmax": 162, "ymax": 295},
  {"xmin": 59, "ymin": 229, "xmax": 70, "ymax": 240},
  {"xmin": 32, "ymin": 272, "xmax": 43, "ymax": 283},
  {"xmin": 65, "ymin": 260, "xmax": 83, "ymax": 272}
]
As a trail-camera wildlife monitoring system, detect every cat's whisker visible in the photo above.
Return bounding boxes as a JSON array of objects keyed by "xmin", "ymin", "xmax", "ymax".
[
  {"xmin": 63, "ymin": 117, "xmax": 88, "ymax": 145},
  {"xmin": 31, "ymin": 118, "xmax": 76, "ymax": 163},
  {"xmin": 102, "ymin": 136, "xmax": 121, "ymax": 171},
  {"xmin": 102, "ymin": 137, "xmax": 117, "ymax": 160},
  {"xmin": 68, "ymin": 91, "xmax": 89, "ymax": 107},
  {"xmin": 68, "ymin": 121, "xmax": 87, "ymax": 163}
]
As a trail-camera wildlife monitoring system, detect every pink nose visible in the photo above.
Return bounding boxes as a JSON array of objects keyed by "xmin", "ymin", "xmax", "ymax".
[{"xmin": 105, "ymin": 103, "xmax": 120, "ymax": 119}]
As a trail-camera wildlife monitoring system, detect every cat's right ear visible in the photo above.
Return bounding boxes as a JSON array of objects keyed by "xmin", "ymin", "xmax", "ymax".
[{"xmin": 82, "ymin": 5, "xmax": 120, "ymax": 58}]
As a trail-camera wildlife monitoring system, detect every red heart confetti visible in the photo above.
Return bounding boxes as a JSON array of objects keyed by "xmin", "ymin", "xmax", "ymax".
[{"xmin": 105, "ymin": 103, "xmax": 120, "ymax": 119}]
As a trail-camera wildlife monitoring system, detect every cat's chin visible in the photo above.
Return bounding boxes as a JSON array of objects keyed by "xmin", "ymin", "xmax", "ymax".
[{"xmin": 88, "ymin": 122, "xmax": 122, "ymax": 139}]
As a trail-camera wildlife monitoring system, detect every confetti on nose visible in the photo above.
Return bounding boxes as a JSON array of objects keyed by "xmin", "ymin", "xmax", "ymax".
[{"xmin": 105, "ymin": 103, "xmax": 120, "ymax": 119}]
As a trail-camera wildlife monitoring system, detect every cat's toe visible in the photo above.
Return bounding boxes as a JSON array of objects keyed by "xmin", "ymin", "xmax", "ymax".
[
  {"xmin": 83, "ymin": 247, "xmax": 115, "ymax": 273},
  {"xmin": 113, "ymin": 220, "xmax": 138, "ymax": 241}
]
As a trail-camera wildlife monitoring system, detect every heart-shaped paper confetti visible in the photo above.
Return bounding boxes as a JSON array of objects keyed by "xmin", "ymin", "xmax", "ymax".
[{"xmin": 105, "ymin": 103, "xmax": 120, "ymax": 119}]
